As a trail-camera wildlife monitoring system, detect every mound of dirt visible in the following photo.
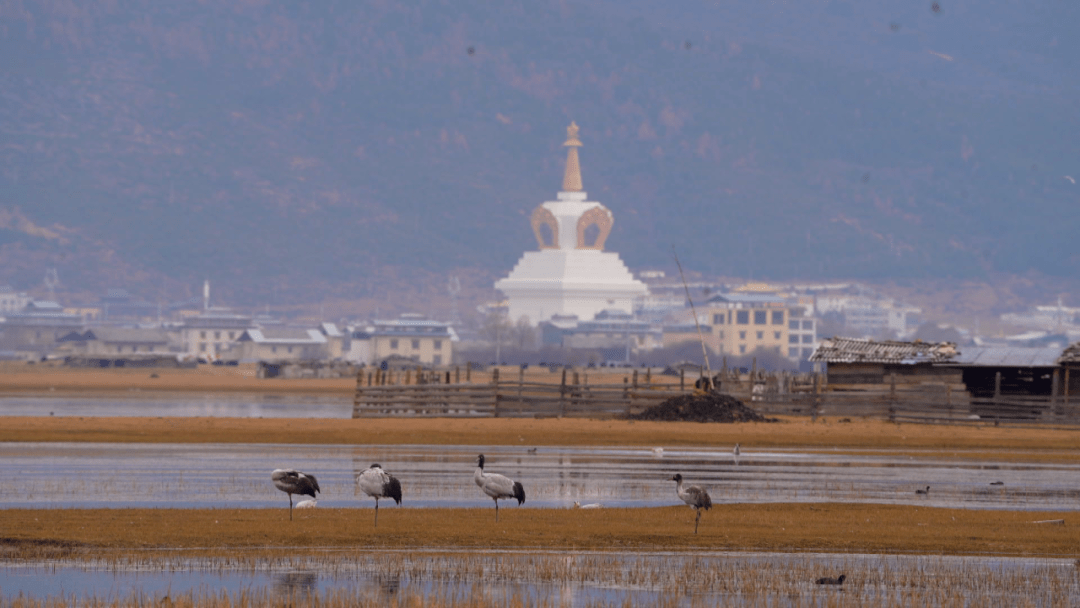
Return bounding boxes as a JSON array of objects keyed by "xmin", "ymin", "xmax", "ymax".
[{"xmin": 630, "ymin": 392, "xmax": 776, "ymax": 423}]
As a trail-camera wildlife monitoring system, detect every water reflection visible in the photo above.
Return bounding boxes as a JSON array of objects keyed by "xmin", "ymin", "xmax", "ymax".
[
  {"xmin": 3, "ymin": 443, "xmax": 1079, "ymax": 511},
  {"xmin": 1, "ymin": 551, "xmax": 1077, "ymax": 607}
]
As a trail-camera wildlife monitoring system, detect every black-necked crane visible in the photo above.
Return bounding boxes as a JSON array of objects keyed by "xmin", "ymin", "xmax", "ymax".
[
  {"xmin": 733, "ymin": 443, "xmax": 741, "ymax": 466},
  {"xmin": 357, "ymin": 463, "xmax": 402, "ymax": 527},
  {"xmin": 816, "ymin": 574, "xmax": 846, "ymax": 585},
  {"xmin": 474, "ymin": 454, "xmax": 525, "ymax": 522},
  {"xmin": 670, "ymin": 473, "xmax": 712, "ymax": 534},
  {"xmin": 916, "ymin": 485, "xmax": 930, "ymax": 495},
  {"xmin": 272, "ymin": 469, "xmax": 320, "ymax": 520}
]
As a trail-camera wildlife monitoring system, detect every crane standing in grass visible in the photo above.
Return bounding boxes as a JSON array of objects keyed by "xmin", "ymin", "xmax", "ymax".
[
  {"xmin": 271, "ymin": 469, "xmax": 320, "ymax": 521},
  {"xmin": 474, "ymin": 454, "xmax": 525, "ymax": 522},
  {"xmin": 670, "ymin": 473, "xmax": 712, "ymax": 534},
  {"xmin": 357, "ymin": 463, "xmax": 403, "ymax": 527}
]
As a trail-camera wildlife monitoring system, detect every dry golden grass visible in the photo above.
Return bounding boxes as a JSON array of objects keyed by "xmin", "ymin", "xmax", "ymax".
[
  {"xmin": 0, "ymin": 364, "xmax": 355, "ymax": 394},
  {"xmin": 2, "ymin": 504, "xmax": 1077, "ymax": 558},
  {"xmin": 2, "ymin": 416, "xmax": 1079, "ymax": 462}
]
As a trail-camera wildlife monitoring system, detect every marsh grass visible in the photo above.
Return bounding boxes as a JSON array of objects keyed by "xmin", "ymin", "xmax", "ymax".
[
  {"xmin": 5, "ymin": 551, "xmax": 1079, "ymax": 607},
  {"xmin": 2, "ymin": 504, "xmax": 1078, "ymax": 557}
]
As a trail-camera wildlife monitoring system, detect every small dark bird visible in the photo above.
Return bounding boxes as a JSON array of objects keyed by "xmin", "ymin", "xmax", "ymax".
[
  {"xmin": 466, "ymin": 46, "xmax": 475, "ymax": 55},
  {"xmin": 816, "ymin": 574, "xmax": 846, "ymax": 585},
  {"xmin": 990, "ymin": 481, "xmax": 1005, "ymax": 486},
  {"xmin": 357, "ymin": 463, "xmax": 402, "ymax": 527},
  {"xmin": 474, "ymin": 454, "xmax": 525, "ymax": 522},
  {"xmin": 684, "ymin": 40, "xmax": 692, "ymax": 50},
  {"xmin": 931, "ymin": 1, "xmax": 941, "ymax": 13},
  {"xmin": 671, "ymin": 473, "xmax": 712, "ymax": 534},
  {"xmin": 916, "ymin": 486, "xmax": 930, "ymax": 495},
  {"xmin": 272, "ymin": 469, "xmax": 320, "ymax": 520}
]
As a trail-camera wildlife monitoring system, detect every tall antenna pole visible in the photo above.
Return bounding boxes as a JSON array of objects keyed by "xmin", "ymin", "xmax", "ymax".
[{"xmin": 672, "ymin": 247, "xmax": 711, "ymax": 374}]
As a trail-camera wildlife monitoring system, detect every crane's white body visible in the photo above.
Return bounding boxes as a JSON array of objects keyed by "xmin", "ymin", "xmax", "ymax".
[
  {"xmin": 474, "ymin": 454, "xmax": 525, "ymax": 521},
  {"xmin": 357, "ymin": 464, "xmax": 402, "ymax": 527}
]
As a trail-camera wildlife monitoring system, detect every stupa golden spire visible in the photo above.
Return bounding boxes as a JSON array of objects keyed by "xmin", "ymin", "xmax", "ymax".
[{"xmin": 561, "ymin": 121, "xmax": 583, "ymax": 192}]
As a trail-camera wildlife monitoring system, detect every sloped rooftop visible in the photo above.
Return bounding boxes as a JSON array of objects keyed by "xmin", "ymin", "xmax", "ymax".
[{"xmin": 809, "ymin": 337, "xmax": 959, "ymax": 364}]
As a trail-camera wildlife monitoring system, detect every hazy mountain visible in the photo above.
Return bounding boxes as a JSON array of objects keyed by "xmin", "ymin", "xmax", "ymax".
[{"xmin": 1, "ymin": 0, "xmax": 1077, "ymax": 306}]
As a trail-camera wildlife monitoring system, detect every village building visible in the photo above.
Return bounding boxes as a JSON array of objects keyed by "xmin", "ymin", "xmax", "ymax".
[
  {"xmin": 703, "ymin": 292, "xmax": 791, "ymax": 357},
  {"xmin": 495, "ymin": 122, "xmax": 648, "ymax": 324},
  {"xmin": 348, "ymin": 314, "xmax": 456, "ymax": 366},
  {"xmin": 231, "ymin": 327, "xmax": 329, "ymax": 362},
  {"xmin": 539, "ymin": 310, "xmax": 661, "ymax": 362},
  {"xmin": 56, "ymin": 327, "xmax": 175, "ymax": 357},
  {"xmin": 179, "ymin": 310, "xmax": 254, "ymax": 360},
  {"xmin": 0, "ymin": 300, "xmax": 84, "ymax": 357},
  {"xmin": 0, "ymin": 287, "xmax": 30, "ymax": 315}
]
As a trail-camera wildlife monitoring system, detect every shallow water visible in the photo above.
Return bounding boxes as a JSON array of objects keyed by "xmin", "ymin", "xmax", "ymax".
[
  {"xmin": 3, "ymin": 443, "xmax": 1079, "ymax": 511},
  {"xmin": 2, "ymin": 551, "xmax": 1078, "ymax": 607},
  {"xmin": 0, "ymin": 394, "xmax": 353, "ymax": 418}
]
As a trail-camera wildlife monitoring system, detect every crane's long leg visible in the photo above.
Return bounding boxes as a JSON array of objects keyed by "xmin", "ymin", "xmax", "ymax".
[
  {"xmin": 374, "ymin": 497, "xmax": 380, "ymax": 528},
  {"xmin": 495, "ymin": 498, "xmax": 500, "ymax": 522},
  {"xmin": 289, "ymin": 494, "xmax": 294, "ymax": 521},
  {"xmin": 694, "ymin": 509, "xmax": 701, "ymax": 534}
]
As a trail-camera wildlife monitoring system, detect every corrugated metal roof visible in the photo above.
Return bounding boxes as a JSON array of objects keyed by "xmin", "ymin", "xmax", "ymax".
[
  {"xmin": 945, "ymin": 345, "xmax": 1062, "ymax": 367},
  {"xmin": 809, "ymin": 337, "xmax": 959, "ymax": 364},
  {"xmin": 1059, "ymin": 342, "xmax": 1080, "ymax": 364}
]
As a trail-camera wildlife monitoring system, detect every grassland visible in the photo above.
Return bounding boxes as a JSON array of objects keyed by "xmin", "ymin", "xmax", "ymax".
[
  {"xmin": 3, "ymin": 503, "xmax": 1078, "ymax": 559},
  {"xmin": 2, "ymin": 416, "xmax": 1079, "ymax": 463}
]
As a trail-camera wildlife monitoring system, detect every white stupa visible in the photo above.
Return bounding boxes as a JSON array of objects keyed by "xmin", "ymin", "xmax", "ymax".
[{"xmin": 495, "ymin": 122, "xmax": 649, "ymax": 324}]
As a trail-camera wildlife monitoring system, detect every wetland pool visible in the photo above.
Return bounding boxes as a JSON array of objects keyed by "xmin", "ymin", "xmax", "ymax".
[
  {"xmin": 2, "ymin": 550, "xmax": 1078, "ymax": 607},
  {"xmin": 3, "ymin": 443, "xmax": 1079, "ymax": 511}
]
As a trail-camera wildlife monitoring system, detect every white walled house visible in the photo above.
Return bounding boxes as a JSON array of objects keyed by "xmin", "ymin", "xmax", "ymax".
[
  {"xmin": 231, "ymin": 328, "xmax": 328, "ymax": 362},
  {"xmin": 179, "ymin": 311, "xmax": 254, "ymax": 360}
]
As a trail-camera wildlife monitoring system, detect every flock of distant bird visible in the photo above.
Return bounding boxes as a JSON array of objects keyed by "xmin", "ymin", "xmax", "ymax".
[{"xmin": 271, "ymin": 452, "xmax": 714, "ymax": 532}]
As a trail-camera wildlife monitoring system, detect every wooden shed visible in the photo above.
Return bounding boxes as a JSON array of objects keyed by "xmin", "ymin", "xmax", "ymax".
[{"xmin": 809, "ymin": 337, "xmax": 962, "ymax": 389}]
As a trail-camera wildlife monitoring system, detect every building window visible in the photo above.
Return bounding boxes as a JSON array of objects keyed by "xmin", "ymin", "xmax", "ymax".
[
  {"xmin": 411, "ymin": 339, "xmax": 420, "ymax": 349},
  {"xmin": 712, "ymin": 313, "xmax": 724, "ymax": 325},
  {"xmin": 199, "ymin": 343, "xmax": 206, "ymax": 352},
  {"xmin": 739, "ymin": 344, "xmax": 747, "ymax": 354},
  {"xmin": 789, "ymin": 320, "xmax": 800, "ymax": 330},
  {"xmin": 390, "ymin": 339, "xmax": 399, "ymax": 349},
  {"xmin": 803, "ymin": 320, "xmax": 813, "ymax": 330},
  {"xmin": 287, "ymin": 346, "xmax": 293, "ymax": 354},
  {"xmin": 789, "ymin": 347, "xmax": 799, "ymax": 358},
  {"xmin": 802, "ymin": 335, "xmax": 814, "ymax": 344},
  {"xmin": 736, "ymin": 311, "xmax": 749, "ymax": 324},
  {"xmin": 272, "ymin": 346, "xmax": 277, "ymax": 354},
  {"xmin": 756, "ymin": 331, "xmax": 764, "ymax": 339},
  {"xmin": 214, "ymin": 331, "xmax": 221, "ymax": 339},
  {"xmin": 739, "ymin": 331, "xmax": 746, "ymax": 340},
  {"xmin": 789, "ymin": 335, "xmax": 799, "ymax": 344},
  {"xmin": 754, "ymin": 311, "xmax": 767, "ymax": 325},
  {"xmin": 774, "ymin": 331, "xmax": 781, "ymax": 340},
  {"xmin": 433, "ymin": 355, "xmax": 442, "ymax": 365},
  {"xmin": 434, "ymin": 340, "xmax": 442, "ymax": 349},
  {"xmin": 772, "ymin": 311, "xmax": 784, "ymax": 325},
  {"xmin": 200, "ymin": 331, "xmax": 207, "ymax": 339},
  {"xmin": 228, "ymin": 332, "xmax": 235, "ymax": 340}
]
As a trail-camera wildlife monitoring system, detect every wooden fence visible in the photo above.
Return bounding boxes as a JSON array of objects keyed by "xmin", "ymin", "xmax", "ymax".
[
  {"xmin": 353, "ymin": 367, "xmax": 688, "ymax": 418},
  {"xmin": 352, "ymin": 365, "xmax": 1079, "ymax": 425}
]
